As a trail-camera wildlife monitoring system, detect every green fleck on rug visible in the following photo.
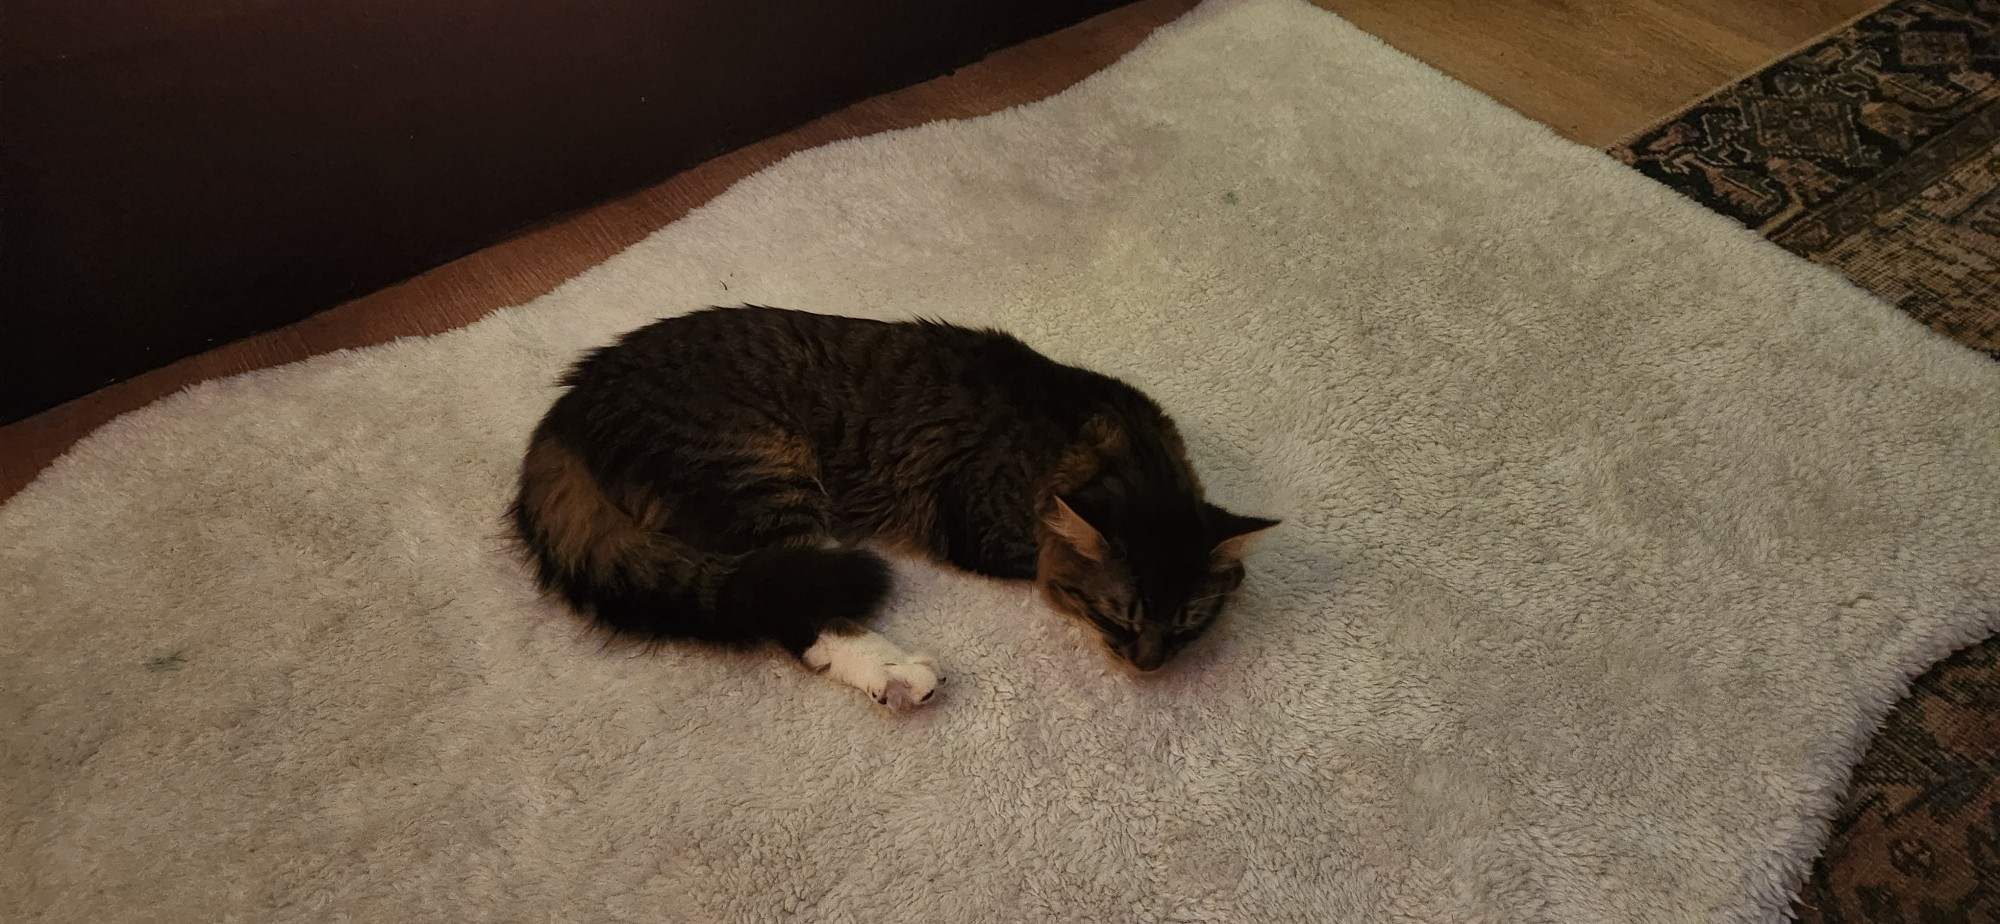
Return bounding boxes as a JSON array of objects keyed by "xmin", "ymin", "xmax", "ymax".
[{"xmin": 4, "ymin": 1, "xmax": 1999, "ymax": 921}]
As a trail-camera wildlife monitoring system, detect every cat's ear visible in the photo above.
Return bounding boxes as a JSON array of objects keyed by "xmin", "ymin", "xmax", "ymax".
[
  {"xmin": 1204, "ymin": 503, "xmax": 1279, "ymax": 568},
  {"xmin": 1045, "ymin": 495, "xmax": 1108, "ymax": 561}
]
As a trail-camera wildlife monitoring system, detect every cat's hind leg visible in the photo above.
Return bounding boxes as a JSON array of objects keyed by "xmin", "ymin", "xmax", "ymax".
[
  {"xmin": 799, "ymin": 620, "xmax": 944, "ymax": 711},
  {"xmin": 701, "ymin": 429, "xmax": 945, "ymax": 711}
]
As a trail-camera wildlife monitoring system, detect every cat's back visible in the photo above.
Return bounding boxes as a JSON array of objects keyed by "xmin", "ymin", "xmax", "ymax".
[
  {"xmin": 563, "ymin": 306, "xmax": 1056, "ymax": 395},
  {"xmin": 562, "ymin": 306, "xmax": 887, "ymax": 385}
]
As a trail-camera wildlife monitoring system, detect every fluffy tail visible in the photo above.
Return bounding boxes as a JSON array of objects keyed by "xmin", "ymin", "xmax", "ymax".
[{"xmin": 508, "ymin": 432, "xmax": 890, "ymax": 651}]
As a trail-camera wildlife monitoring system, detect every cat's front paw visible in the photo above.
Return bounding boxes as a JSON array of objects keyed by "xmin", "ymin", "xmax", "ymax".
[{"xmin": 873, "ymin": 656, "xmax": 944, "ymax": 711}]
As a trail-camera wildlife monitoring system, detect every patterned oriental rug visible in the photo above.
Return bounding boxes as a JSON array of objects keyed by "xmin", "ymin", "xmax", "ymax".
[
  {"xmin": 1614, "ymin": 0, "xmax": 2000, "ymax": 360},
  {"xmin": 1612, "ymin": 3, "xmax": 2000, "ymax": 921}
]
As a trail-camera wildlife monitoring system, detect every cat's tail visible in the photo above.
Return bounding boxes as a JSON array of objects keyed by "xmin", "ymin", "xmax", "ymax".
[{"xmin": 507, "ymin": 431, "xmax": 891, "ymax": 649}]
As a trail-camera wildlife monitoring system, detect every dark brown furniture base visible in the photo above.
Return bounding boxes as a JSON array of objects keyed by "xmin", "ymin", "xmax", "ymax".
[{"xmin": 1, "ymin": 0, "xmax": 1129, "ymax": 424}]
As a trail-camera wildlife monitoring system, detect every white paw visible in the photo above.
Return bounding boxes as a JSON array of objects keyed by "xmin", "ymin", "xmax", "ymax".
[
  {"xmin": 802, "ymin": 631, "xmax": 946, "ymax": 712},
  {"xmin": 870, "ymin": 656, "xmax": 944, "ymax": 712}
]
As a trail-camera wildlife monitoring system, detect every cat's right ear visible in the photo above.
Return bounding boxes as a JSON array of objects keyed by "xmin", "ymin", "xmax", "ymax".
[
  {"xmin": 1044, "ymin": 496, "xmax": 1107, "ymax": 561},
  {"xmin": 1204, "ymin": 504, "xmax": 1280, "ymax": 569}
]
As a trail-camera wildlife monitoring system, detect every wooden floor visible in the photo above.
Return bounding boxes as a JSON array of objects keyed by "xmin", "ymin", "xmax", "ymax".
[
  {"xmin": 1326, "ymin": 0, "xmax": 1881, "ymax": 146},
  {"xmin": 0, "ymin": 0, "xmax": 1884, "ymax": 500}
]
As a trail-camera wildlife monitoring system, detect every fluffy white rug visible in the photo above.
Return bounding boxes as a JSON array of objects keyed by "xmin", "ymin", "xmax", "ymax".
[{"xmin": 5, "ymin": 1, "xmax": 1998, "ymax": 920}]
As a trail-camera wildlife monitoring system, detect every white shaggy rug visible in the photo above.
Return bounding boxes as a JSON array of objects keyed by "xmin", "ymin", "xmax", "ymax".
[{"xmin": 5, "ymin": 1, "xmax": 1999, "ymax": 921}]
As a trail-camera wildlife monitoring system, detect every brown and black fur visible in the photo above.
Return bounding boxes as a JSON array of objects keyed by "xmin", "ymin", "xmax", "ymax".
[{"xmin": 510, "ymin": 305, "xmax": 1276, "ymax": 673}]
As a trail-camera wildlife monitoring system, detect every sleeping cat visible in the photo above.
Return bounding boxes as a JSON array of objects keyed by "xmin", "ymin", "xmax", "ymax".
[{"xmin": 509, "ymin": 306, "xmax": 1277, "ymax": 711}]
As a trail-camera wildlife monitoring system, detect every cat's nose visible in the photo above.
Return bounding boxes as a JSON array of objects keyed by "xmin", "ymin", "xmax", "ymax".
[{"xmin": 1128, "ymin": 633, "xmax": 1166, "ymax": 672}]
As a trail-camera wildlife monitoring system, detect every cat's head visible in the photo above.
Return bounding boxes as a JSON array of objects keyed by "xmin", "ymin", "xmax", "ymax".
[{"xmin": 1035, "ymin": 485, "xmax": 1278, "ymax": 672}]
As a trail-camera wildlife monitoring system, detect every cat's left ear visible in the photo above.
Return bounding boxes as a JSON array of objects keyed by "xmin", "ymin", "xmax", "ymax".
[
  {"xmin": 1045, "ymin": 495, "xmax": 1109, "ymax": 561},
  {"xmin": 1203, "ymin": 503, "xmax": 1279, "ymax": 568}
]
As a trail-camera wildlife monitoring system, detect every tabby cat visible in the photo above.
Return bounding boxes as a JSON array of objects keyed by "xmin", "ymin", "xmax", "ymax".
[{"xmin": 510, "ymin": 306, "xmax": 1277, "ymax": 710}]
